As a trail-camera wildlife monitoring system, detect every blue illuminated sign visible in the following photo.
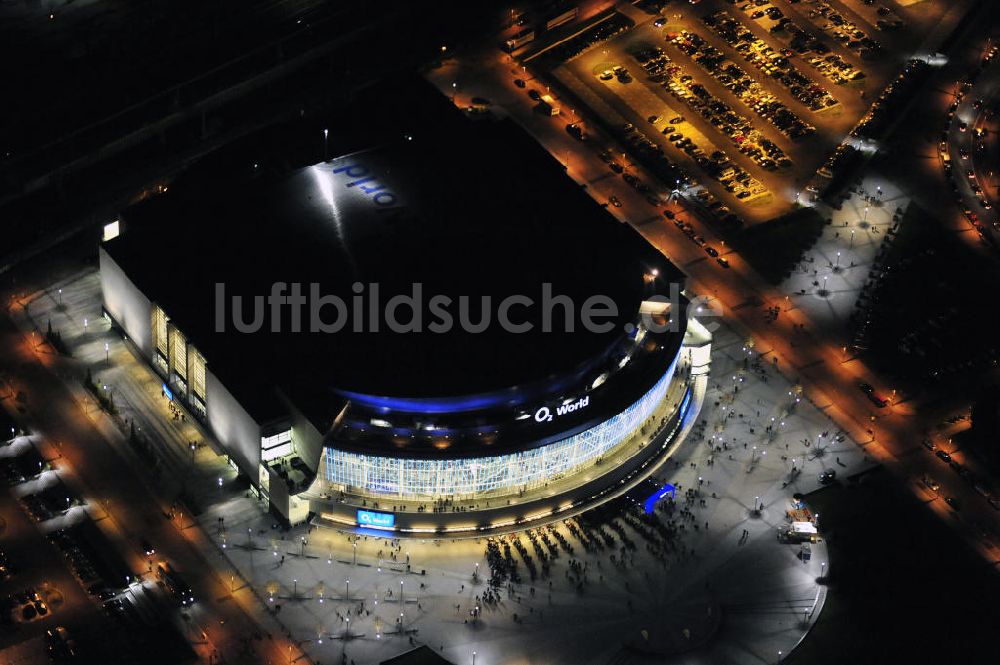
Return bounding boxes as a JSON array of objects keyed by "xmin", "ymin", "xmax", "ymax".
[
  {"xmin": 643, "ymin": 483, "xmax": 676, "ymax": 514},
  {"xmin": 357, "ymin": 510, "xmax": 395, "ymax": 528},
  {"xmin": 162, "ymin": 383, "xmax": 174, "ymax": 401}
]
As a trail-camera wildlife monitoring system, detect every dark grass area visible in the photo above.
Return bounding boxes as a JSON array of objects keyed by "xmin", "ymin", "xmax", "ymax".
[
  {"xmin": 784, "ymin": 467, "xmax": 1000, "ymax": 665},
  {"xmin": 856, "ymin": 203, "xmax": 1000, "ymax": 384},
  {"xmin": 732, "ymin": 207, "xmax": 827, "ymax": 284}
]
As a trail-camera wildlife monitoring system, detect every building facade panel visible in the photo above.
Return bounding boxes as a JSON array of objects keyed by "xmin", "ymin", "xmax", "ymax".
[
  {"xmin": 98, "ymin": 247, "xmax": 153, "ymax": 356},
  {"xmin": 205, "ymin": 367, "xmax": 262, "ymax": 480}
]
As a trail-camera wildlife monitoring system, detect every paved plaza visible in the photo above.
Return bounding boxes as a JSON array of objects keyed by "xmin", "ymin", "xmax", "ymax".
[
  {"xmin": 6, "ymin": 266, "xmax": 878, "ymax": 665},
  {"xmin": 781, "ymin": 173, "xmax": 909, "ymax": 332}
]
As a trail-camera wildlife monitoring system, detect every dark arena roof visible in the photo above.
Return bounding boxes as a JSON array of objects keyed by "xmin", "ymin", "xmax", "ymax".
[{"xmin": 106, "ymin": 79, "xmax": 686, "ymax": 457}]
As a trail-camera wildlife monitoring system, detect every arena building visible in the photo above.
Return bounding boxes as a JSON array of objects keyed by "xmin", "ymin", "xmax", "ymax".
[{"xmin": 98, "ymin": 81, "xmax": 711, "ymax": 534}]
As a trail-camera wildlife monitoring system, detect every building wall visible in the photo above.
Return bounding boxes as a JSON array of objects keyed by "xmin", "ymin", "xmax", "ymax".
[
  {"xmin": 99, "ymin": 246, "xmax": 153, "ymax": 356},
  {"xmin": 318, "ymin": 357, "xmax": 678, "ymax": 501},
  {"xmin": 285, "ymin": 401, "xmax": 325, "ymax": 475},
  {"xmin": 205, "ymin": 367, "xmax": 261, "ymax": 479}
]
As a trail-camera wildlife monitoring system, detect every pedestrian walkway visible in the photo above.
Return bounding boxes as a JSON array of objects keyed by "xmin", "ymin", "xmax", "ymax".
[{"xmin": 781, "ymin": 173, "xmax": 909, "ymax": 331}]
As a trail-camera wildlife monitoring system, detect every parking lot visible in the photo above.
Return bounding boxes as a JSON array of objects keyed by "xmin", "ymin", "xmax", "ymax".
[{"xmin": 547, "ymin": 0, "xmax": 965, "ymax": 223}]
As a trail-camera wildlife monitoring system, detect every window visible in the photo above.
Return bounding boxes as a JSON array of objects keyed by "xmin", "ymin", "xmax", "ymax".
[
  {"xmin": 169, "ymin": 326, "xmax": 187, "ymax": 380},
  {"xmin": 187, "ymin": 345, "xmax": 206, "ymax": 400},
  {"xmin": 262, "ymin": 429, "xmax": 293, "ymax": 462},
  {"xmin": 152, "ymin": 305, "xmax": 169, "ymax": 358},
  {"xmin": 102, "ymin": 220, "xmax": 121, "ymax": 241}
]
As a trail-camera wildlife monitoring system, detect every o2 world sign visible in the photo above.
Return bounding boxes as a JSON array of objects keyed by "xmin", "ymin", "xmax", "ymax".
[
  {"xmin": 357, "ymin": 509, "xmax": 395, "ymax": 529},
  {"xmin": 534, "ymin": 395, "xmax": 590, "ymax": 423}
]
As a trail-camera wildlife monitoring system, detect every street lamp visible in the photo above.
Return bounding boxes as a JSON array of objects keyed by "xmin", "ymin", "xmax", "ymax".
[
  {"xmin": 473, "ymin": 651, "xmax": 477, "ymax": 665},
  {"xmin": 104, "ymin": 342, "xmax": 109, "ymax": 364},
  {"xmin": 323, "ymin": 128, "xmax": 329, "ymax": 161}
]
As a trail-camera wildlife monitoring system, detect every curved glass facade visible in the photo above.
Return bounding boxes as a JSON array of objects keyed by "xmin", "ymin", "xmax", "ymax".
[{"xmin": 320, "ymin": 360, "xmax": 677, "ymax": 500}]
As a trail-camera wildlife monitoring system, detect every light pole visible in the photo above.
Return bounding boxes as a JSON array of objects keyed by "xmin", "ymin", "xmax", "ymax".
[
  {"xmin": 323, "ymin": 128, "xmax": 329, "ymax": 161},
  {"xmin": 345, "ymin": 579, "xmax": 350, "ymax": 600},
  {"xmin": 850, "ymin": 229, "xmax": 855, "ymax": 248},
  {"xmin": 353, "ymin": 542, "xmax": 357, "ymax": 565},
  {"xmin": 58, "ymin": 288, "xmax": 62, "ymax": 304},
  {"xmin": 104, "ymin": 342, "xmax": 109, "ymax": 364},
  {"xmin": 83, "ymin": 318, "xmax": 88, "ymax": 332},
  {"xmin": 835, "ymin": 251, "xmax": 841, "ymax": 268},
  {"xmin": 473, "ymin": 651, "xmax": 477, "ymax": 665}
]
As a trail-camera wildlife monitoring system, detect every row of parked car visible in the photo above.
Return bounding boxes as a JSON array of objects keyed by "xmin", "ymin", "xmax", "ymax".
[
  {"xmin": 941, "ymin": 47, "xmax": 1000, "ymax": 240},
  {"xmin": 632, "ymin": 46, "xmax": 780, "ymax": 191},
  {"xmin": 808, "ymin": 0, "xmax": 889, "ymax": 56},
  {"xmin": 923, "ymin": 438, "xmax": 1000, "ymax": 513},
  {"xmin": 665, "ymin": 29, "xmax": 814, "ymax": 141},
  {"xmin": 734, "ymin": 0, "xmax": 867, "ymax": 87},
  {"xmin": 705, "ymin": 10, "xmax": 839, "ymax": 112},
  {"xmin": 668, "ymin": 213, "xmax": 730, "ymax": 268}
]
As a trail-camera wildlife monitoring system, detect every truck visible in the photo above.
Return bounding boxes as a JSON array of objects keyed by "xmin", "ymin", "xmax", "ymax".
[
  {"xmin": 157, "ymin": 562, "xmax": 195, "ymax": 606},
  {"xmin": 504, "ymin": 28, "xmax": 535, "ymax": 52},
  {"xmin": 536, "ymin": 94, "xmax": 561, "ymax": 116},
  {"xmin": 544, "ymin": 5, "xmax": 578, "ymax": 31},
  {"xmin": 779, "ymin": 521, "xmax": 819, "ymax": 543}
]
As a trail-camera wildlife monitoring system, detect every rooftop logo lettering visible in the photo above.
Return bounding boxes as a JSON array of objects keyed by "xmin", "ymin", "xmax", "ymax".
[{"xmin": 331, "ymin": 163, "xmax": 398, "ymax": 207}]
